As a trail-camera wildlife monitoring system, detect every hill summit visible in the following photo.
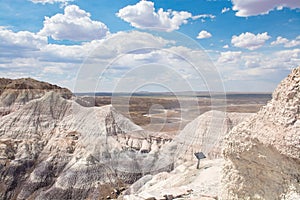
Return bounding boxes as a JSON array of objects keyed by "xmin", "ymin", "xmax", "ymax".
[{"xmin": 0, "ymin": 77, "xmax": 72, "ymax": 115}]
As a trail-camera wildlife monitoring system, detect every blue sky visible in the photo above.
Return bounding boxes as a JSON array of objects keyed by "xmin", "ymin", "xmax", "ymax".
[{"xmin": 0, "ymin": 0, "xmax": 299, "ymax": 93}]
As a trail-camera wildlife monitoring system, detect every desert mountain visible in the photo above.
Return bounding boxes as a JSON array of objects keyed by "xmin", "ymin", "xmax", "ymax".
[
  {"xmin": 0, "ymin": 77, "xmax": 72, "ymax": 116},
  {"xmin": 0, "ymin": 91, "xmax": 171, "ymax": 200},
  {"xmin": 222, "ymin": 67, "xmax": 300, "ymax": 199}
]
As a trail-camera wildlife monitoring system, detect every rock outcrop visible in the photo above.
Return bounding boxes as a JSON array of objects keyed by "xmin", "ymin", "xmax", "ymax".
[
  {"xmin": 0, "ymin": 77, "xmax": 72, "ymax": 116},
  {"xmin": 121, "ymin": 110, "xmax": 252, "ymax": 199},
  {"xmin": 162, "ymin": 110, "xmax": 252, "ymax": 166},
  {"xmin": 122, "ymin": 159, "xmax": 224, "ymax": 200},
  {"xmin": 222, "ymin": 67, "xmax": 300, "ymax": 199},
  {"xmin": 0, "ymin": 92, "xmax": 170, "ymax": 200}
]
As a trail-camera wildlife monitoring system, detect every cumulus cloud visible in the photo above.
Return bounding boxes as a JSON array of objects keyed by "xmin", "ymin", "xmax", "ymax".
[
  {"xmin": 217, "ymin": 49, "xmax": 300, "ymax": 70},
  {"xmin": 1, "ymin": 29, "xmax": 181, "ymax": 91},
  {"xmin": 271, "ymin": 36, "xmax": 289, "ymax": 45},
  {"xmin": 197, "ymin": 30, "xmax": 212, "ymax": 39},
  {"xmin": 231, "ymin": 32, "xmax": 271, "ymax": 50},
  {"xmin": 221, "ymin": 7, "xmax": 230, "ymax": 13},
  {"xmin": 116, "ymin": 1, "xmax": 193, "ymax": 32},
  {"xmin": 274, "ymin": 48, "xmax": 300, "ymax": 63},
  {"xmin": 38, "ymin": 5, "xmax": 109, "ymax": 41},
  {"xmin": 1, "ymin": 22, "xmax": 298, "ymax": 93},
  {"xmin": 271, "ymin": 36, "xmax": 300, "ymax": 48},
  {"xmin": 217, "ymin": 51, "xmax": 242, "ymax": 63},
  {"xmin": 231, "ymin": 0, "xmax": 300, "ymax": 17},
  {"xmin": 214, "ymin": 48, "xmax": 300, "ymax": 92},
  {"xmin": 0, "ymin": 26, "xmax": 47, "ymax": 57},
  {"xmin": 41, "ymin": 31, "xmax": 171, "ymax": 63}
]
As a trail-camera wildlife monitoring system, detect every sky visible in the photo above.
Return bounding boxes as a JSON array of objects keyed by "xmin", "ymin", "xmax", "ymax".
[{"xmin": 0, "ymin": 0, "xmax": 299, "ymax": 93}]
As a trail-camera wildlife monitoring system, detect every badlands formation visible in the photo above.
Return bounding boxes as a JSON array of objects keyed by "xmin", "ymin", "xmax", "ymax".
[
  {"xmin": 121, "ymin": 110, "xmax": 253, "ymax": 199},
  {"xmin": 0, "ymin": 91, "xmax": 172, "ymax": 199},
  {"xmin": 122, "ymin": 67, "xmax": 300, "ymax": 199},
  {"xmin": 0, "ymin": 66, "xmax": 299, "ymax": 200},
  {"xmin": 0, "ymin": 78, "xmax": 72, "ymax": 116}
]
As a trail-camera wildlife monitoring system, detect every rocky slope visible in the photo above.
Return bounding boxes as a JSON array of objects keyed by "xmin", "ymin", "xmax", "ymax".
[
  {"xmin": 0, "ymin": 77, "xmax": 72, "ymax": 116},
  {"xmin": 222, "ymin": 67, "xmax": 300, "ymax": 199},
  {"xmin": 121, "ymin": 159, "xmax": 224, "ymax": 200},
  {"xmin": 162, "ymin": 110, "xmax": 252, "ymax": 165},
  {"xmin": 121, "ymin": 110, "xmax": 252, "ymax": 199},
  {"xmin": 0, "ymin": 92, "xmax": 171, "ymax": 200}
]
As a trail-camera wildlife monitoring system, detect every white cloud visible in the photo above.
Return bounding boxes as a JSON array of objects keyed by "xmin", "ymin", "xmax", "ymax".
[
  {"xmin": 116, "ymin": 1, "xmax": 192, "ymax": 32},
  {"xmin": 38, "ymin": 5, "xmax": 109, "ymax": 41},
  {"xmin": 1, "ymin": 22, "xmax": 298, "ymax": 93},
  {"xmin": 30, "ymin": 0, "xmax": 72, "ymax": 3},
  {"xmin": 217, "ymin": 49, "xmax": 300, "ymax": 70},
  {"xmin": 30, "ymin": 0, "xmax": 72, "ymax": 7},
  {"xmin": 37, "ymin": 30, "xmax": 171, "ymax": 65},
  {"xmin": 242, "ymin": 53, "xmax": 262, "ymax": 68},
  {"xmin": 271, "ymin": 36, "xmax": 289, "ymax": 45},
  {"xmin": 276, "ymin": 6, "xmax": 284, "ymax": 10},
  {"xmin": 214, "ymin": 48, "xmax": 300, "ymax": 92},
  {"xmin": 191, "ymin": 14, "xmax": 215, "ymax": 20},
  {"xmin": 274, "ymin": 48, "xmax": 300, "ymax": 63},
  {"xmin": 221, "ymin": 7, "xmax": 230, "ymax": 13},
  {"xmin": 231, "ymin": 0, "xmax": 300, "ymax": 17},
  {"xmin": 231, "ymin": 32, "xmax": 271, "ymax": 50},
  {"xmin": 0, "ymin": 29, "xmax": 180, "ymax": 91},
  {"xmin": 197, "ymin": 30, "xmax": 212, "ymax": 39},
  {"xmin": 286, "ymin": 39, "xmax": 300, "ymax": 48},
  {"xmin": 40, "ymin": 43, "xmax": 88, "ymax": 63},
  {"xmin": 0, "ymin": 26, "xmax": 47, "ymax": 56},
  {"xmin": 102, "ymin": 31, "xmax": 171, "ymax": 53},
  {"xmin": 271, "ymin": 36, "xmax": 300, "ymax": 48},
  {"xmin": 43, "ymin": 66, "xmax": 64, "ymax": 74},
  {"xmin": 217, "ymin": 51, "xmax": 242, "ymax": 63},
  {"xmin": 223, "ymin": 44, "xmax": 229, "ymax": 49}
]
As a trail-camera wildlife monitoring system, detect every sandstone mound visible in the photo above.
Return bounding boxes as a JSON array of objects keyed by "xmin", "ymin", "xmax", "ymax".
[
  {"xmin": 0, "ymin": 77, "xmax": 72, "ymax": 116},
  {"xmin": 162, "ymin": 110, "xmax": 252, "ymax": 165},
  {"xmin": 222, "ymin": 67, "xmax": 300, "ymax": 199}
]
